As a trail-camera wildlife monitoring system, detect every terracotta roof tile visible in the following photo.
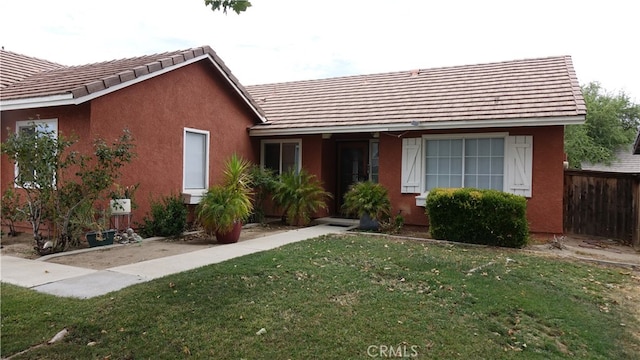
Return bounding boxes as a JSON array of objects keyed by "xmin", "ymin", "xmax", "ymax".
[
  {"xmin": 248, "ymin": 56, "xmax": 586, "ymax": 132},
  {"xmin": 0, "ymin": 46, "xmax": 266, "ymax": 121},
  {"xmin": 0, "ymin": 50, "xmax": 65, "ymax": 88}
]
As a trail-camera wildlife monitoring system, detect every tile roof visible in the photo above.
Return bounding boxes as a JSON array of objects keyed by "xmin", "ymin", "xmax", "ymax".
[
  {"xmin": 0, "ymin": 46, "xmax": 266, "ymax": 121},
  {"xmin": 247, "ymin": 56, "xmax": 586, "ymax": 134},
  {"xmin": 582, "ymin": 147, "xmax": 640, "ymax": 173},
  {"xmin": 0, "ymin": 50, "xmax": 65, "ymax": 88}
]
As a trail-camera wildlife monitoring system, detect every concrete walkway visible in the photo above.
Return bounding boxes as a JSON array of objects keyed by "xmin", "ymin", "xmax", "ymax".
[{"xmin": 1, "ymin": 223, "xmax": 353, "ymax": 299}]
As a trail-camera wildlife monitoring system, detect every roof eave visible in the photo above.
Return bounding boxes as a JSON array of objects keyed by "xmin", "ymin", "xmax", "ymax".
[
  {"xmin": 249, "ymin": 115, "xmax": 586, "ymax": 137},
  {"xmin": 203, "ymin": 53, "xmax": 267, "ymax": 123},
  {"xmin": 0, "ymin": 94, "xmax": 75, "ymax": 111}
]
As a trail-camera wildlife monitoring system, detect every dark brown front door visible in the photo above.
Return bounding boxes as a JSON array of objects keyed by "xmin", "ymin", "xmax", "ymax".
[{"xmin": 337, "ymin": 141, "xmax": 369, "ymax": 214}]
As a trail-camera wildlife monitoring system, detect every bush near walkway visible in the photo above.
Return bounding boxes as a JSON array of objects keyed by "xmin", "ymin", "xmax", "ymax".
[
  {"xmin": 138, "ymin": 194, "xmax": 187, "ymax": 238},
  {"xmin": 426, "ymin": 188, "xmax": 529, "ymax": 248}
]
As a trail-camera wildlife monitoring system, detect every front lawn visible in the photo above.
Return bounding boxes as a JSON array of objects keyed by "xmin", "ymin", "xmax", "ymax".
[{"xmin": 2, "ymin": 234, "xmax": 638, "ymax": 359}]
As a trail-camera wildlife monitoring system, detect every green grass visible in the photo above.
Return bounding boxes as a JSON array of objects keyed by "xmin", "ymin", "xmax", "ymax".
[{"xmin": 2, "ymin": 234, "xmax": 638, "ymax": 359}]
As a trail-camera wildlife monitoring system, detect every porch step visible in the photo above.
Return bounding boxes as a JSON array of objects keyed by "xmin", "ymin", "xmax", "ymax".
[{"xmin": 312, "ymin": 217, "xmax": 359, "ymax": 228}]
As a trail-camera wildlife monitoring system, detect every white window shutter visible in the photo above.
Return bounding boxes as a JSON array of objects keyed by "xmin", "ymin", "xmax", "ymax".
[
  {"xmin": 506, "ymin": 136, "xmax": 533, "ymax": 197},
  {"xmin": 401, "ymin": 138, "xmax": 422, "ymax": 193}
]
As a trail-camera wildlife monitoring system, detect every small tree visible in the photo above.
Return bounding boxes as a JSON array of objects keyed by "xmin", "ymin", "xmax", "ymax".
[
  {"xmin": 55, "ymin": 129, "xmax": 135, "ymax": 249},
  {"xmin": 1, "ymin": 124, "xmax": 135, "ymax": 251},
  {"xmin": 1, "ymin": 123, "xmax": 74, "ymax": 245}
]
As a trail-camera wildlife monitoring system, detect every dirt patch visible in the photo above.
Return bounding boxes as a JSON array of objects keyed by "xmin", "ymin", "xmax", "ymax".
[
  {"xmin": 3, "ymin": 224, "xmax": 638, "ymax": 270},
  {"xmin": 0, "ymin": 232, "xmax": 40, "ymax": 259},
  {"xmin": 1, "ymin": 223, "xmax": 299, "ymax": 270},
  {"xmin": 389, "ymin": 227, "xmax": 640, "ymax": 268},
  {"xmin": 526, "ymin": 234, "xmax": 640, "ymax": 268}
]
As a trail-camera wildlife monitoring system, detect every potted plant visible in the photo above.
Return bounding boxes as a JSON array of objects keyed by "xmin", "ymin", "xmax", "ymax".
[
  {"xmin": 272, "ymin": 168, "xmax": 331, "ymax": 226},
  {"xmin": 342, "ymin": 181, "xmax": 392, "ymax": 231},
  {"xmin": 71, "ymin": 201, "xmax": 115, "ymax": 247},
  {"xmin": 197, "ymin": 154, "xmax": 253, "ymax": 244}
]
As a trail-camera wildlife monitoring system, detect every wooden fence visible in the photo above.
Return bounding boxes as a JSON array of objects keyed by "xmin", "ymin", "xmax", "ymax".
[{"xmin": 564, "ymin": 170, "xmax": 640, "ymax": 247}]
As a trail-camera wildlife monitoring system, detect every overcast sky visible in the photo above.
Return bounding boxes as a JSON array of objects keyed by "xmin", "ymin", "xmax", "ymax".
[{"xmin": 1, "ymin": 0, "xmax": 639, "ymax": 101}]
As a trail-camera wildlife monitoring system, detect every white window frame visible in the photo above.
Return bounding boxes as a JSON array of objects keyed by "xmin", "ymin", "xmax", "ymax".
[
  {"xmin": 422, "ymin": 132, "xmax": 508, "ymax": 193},
  {"xmin": 413, "ymin": 132, "xmax": 509, "ymax": 206},
  {"xmin": 260, "ymin": 139, "xmax": 302, "ymax": 174},
  {"xmin": 182, "ymin": 128, "xmax": 210, "ymax": 203},
  {"xmin": 14, "ymin": 119, "xmax": 58, "ymax": 189}
]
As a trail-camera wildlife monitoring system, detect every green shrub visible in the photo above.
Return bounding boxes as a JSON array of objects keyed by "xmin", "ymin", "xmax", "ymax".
[
  {"xmin": 379, "ymin": 212, "xmax": 405, "ymax": 234},
  {"xmin": 272, "ymin": 168, "xmax": 331, "ymax": 226},
  {"xmin": 248, "ymin": 165, "xmax": 277, "ymax": 223},
  {"xmin": 342, "ymin": 181, "xmax": 392, "ymax": 220},
  {"xmin": 197, "ymin": 154, "xmax": 254, "ymax": 235},
  {"xmin": 139, "ymin": 194, "xmax": 187, "ymax": 238},
  {"xmin": 426, "ymin": 188, "xmax": 529, "ymax": 248},
  {"xmin": 1, "ymin": 188, "xmax": 25, "ymax": 236}
]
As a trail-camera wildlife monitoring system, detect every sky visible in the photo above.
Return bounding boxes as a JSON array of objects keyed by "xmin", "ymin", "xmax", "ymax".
[{"xmin": 1, "ymin": 0, "xmax": 639, "ymax": 101}]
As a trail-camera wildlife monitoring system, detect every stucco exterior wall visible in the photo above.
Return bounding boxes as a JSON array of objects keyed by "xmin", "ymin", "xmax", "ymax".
[
  {"xmin": 90, "ymin": 61, "xmax": 259, "ymax": 221},
  {"xmin": 254, "ymin": 126, "xmax": 565, "ymax": 234},
  {"xmin": 1, "ymin": 60, "xmax": 260, "ymax": 230},
  {"xmin": 1, "ymin": 104, "xmax": 92, "ymax": 187},
  {"xmin": 379, "ymin": 126, "xmax": 566, "ymax": 234}
]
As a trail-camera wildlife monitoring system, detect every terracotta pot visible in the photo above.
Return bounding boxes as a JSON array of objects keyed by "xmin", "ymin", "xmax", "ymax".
[{"xmin": 215, "ymin": 221, "xmax": 242, "ymax": 244}]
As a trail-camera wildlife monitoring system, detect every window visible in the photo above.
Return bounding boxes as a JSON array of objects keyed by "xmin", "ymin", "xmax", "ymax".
[
  {"xmin": 183, "ymin": 128, "xmax": 209, "ymax": 192},
  {"xmin": 369, "ymin": 140, "xmax": 379, "ymax": 183},
  {"xmin": 424, "ymin": 137, "xmax": 504, "ymax": 192},
  {"xmin": 401, "ymin": 133, "xmax": 533, "ymax": 205},
  {"xmin": 14, "ymin": 119, "xmax": 58, "ymax": 188},
  {"xmin": 261, "ymin": 140, "xmax": 301, "ymax": 174}
]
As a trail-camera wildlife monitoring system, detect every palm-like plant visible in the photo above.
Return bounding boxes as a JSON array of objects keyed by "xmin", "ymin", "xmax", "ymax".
[
  {"xmin": 342, "ymin": 181, "xmax": 392, "ymax": 231},
  {"xmin": 197, "ymin": 154, "xmax": 253, "ymax": 235},
  {"xmin": 342, "ymin": 181, "xmax": 391, "ymax": 220},
  {"xmin": 272, "ymin": 168, "xmax": 331, "ymax": 226}
]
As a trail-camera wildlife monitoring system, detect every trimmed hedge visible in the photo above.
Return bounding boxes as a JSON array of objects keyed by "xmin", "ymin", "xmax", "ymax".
[{"xmin": 426, "ymin": 188, "xmax": 529, "ymax": 248}]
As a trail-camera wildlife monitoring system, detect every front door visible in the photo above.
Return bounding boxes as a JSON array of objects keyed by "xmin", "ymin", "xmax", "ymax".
[{"xmin": 337, "ymin": 141, "xmax": 369, "ymax": 214}]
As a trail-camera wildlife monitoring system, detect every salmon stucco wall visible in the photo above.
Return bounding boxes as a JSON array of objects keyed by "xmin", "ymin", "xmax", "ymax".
[
  {"xmin": 379, "ymin": 126, "xmax": 566, "ymax": 234},
  {"xmin": 254, "ymin": 135, "xmax": 331, "ymax": 219},
  {"xmin": 300, "ymin": 135, "xmax": 330, "ymax": 218},
  {"xmin": 1, "ymin": 60, "xmax": 260, "ymax": 231},
  {"xmin": 1, "ymin": 104, "xmax": 93, "ymax": 233},
  {"xmin": 511, "ymin": 126, "xmax": 565, "ymax": 234},
  {"xmin": 379, "ymin": 134, "xmax": 419, "ymax": 223},
  {"xmin": 254, "ymin": 126, "xmax": 565, "ymax": 234},
  {"xmin": 89, "ymin": 60, "xmax": 260, "ymax": 222},
  {"xmin": 1, "ymin": 104, "xmax": 92, "ymax": 190}
]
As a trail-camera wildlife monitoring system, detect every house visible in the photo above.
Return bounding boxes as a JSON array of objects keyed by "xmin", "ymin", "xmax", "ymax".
[
  {"xmin": 582, "ymin": 146, "xmax": 640, "ymax": 173},
  {"xmin": 1, "ymin": 46, "xmax": 266, "ymax": 227},
  {"xmin": 246, "ymin": 56, "xmax": 586, "ymax": 234},
  {"xmin": 2, "ymin": 48, "xmax": 586, "ymax": 236}
]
